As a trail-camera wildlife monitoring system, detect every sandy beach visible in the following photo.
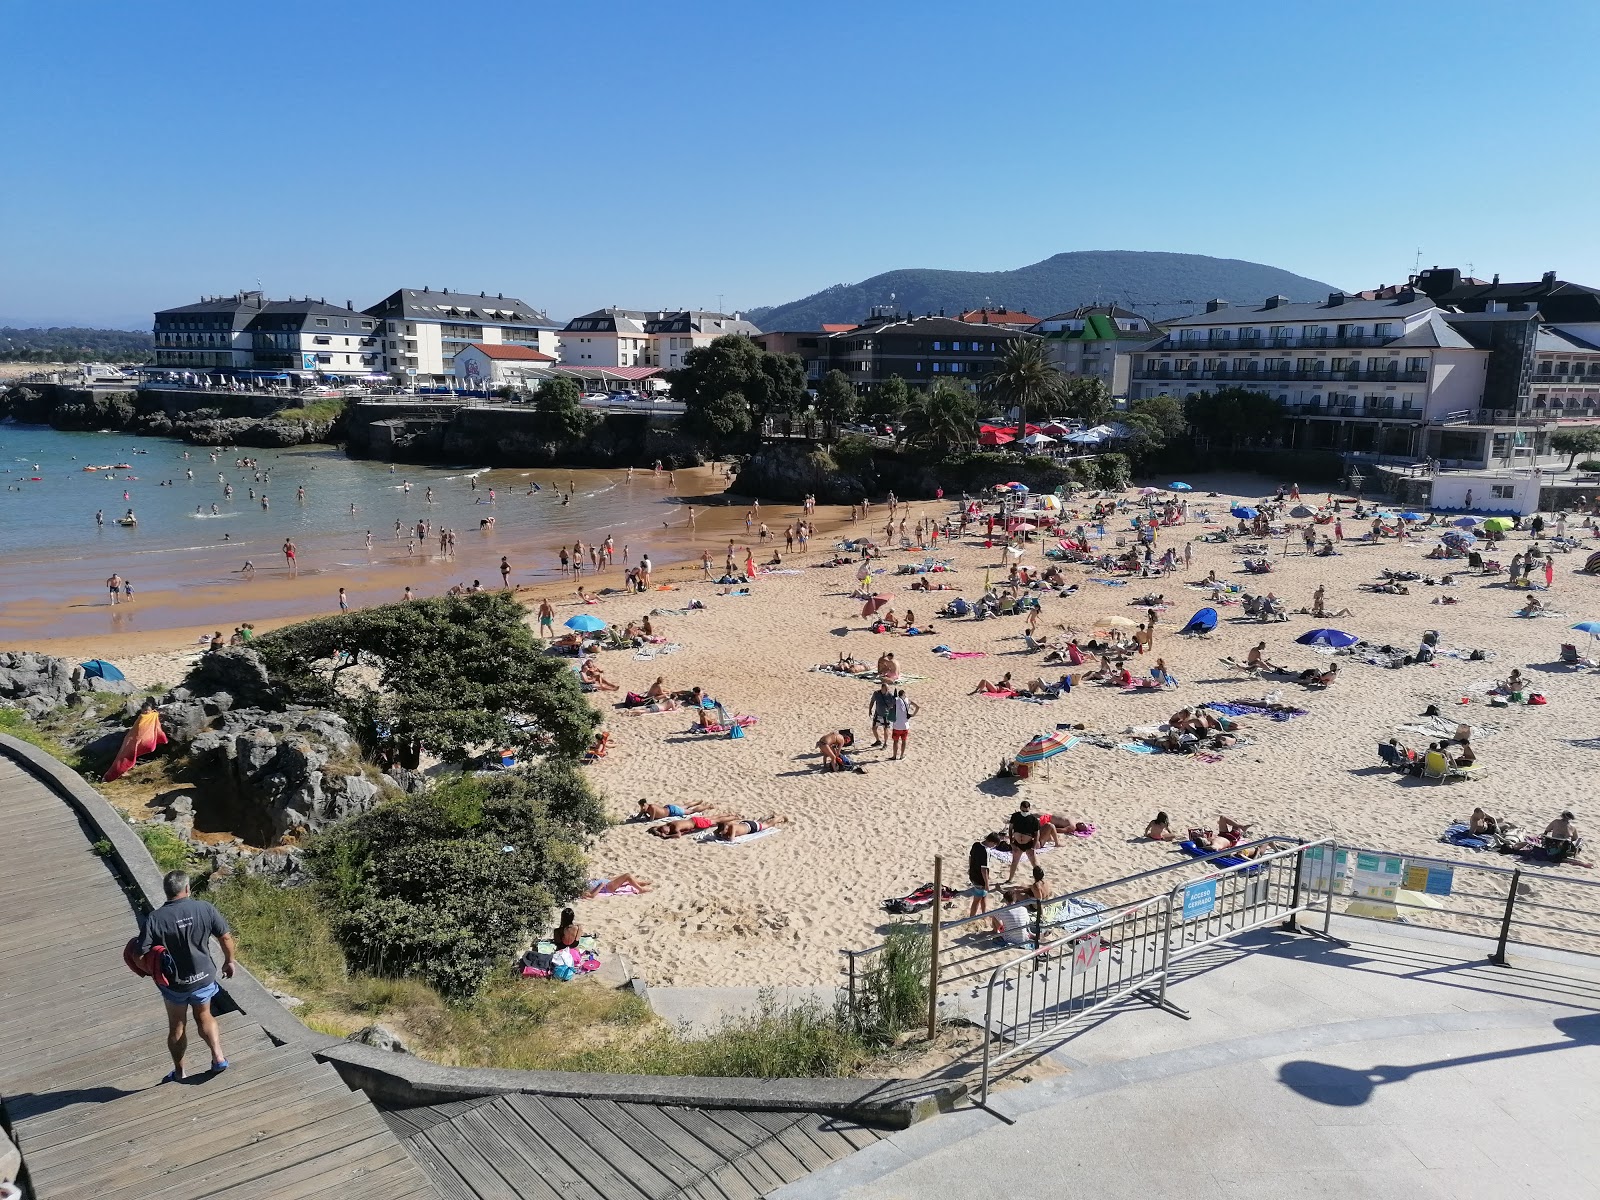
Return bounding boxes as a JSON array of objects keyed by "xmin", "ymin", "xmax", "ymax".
[{"xmin": 10, "ymin": 470, "xmax": 1600, "ymax": 992}]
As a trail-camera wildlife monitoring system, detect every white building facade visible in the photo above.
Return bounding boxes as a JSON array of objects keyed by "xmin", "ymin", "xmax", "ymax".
[
  {"xmin": 452, "ymin": 343, "xmax": 556, "ymax": 388},
  {"xmin": 1128, "ymin": 290, "xmax": 1490, "ymax": 459},
  {"xmin": 364, "ymin": 288, "xmax": 561, "ymax": 384},
  {"xmin": 559, "ymin": 309, "xmax": 761, "ymax": 371}
]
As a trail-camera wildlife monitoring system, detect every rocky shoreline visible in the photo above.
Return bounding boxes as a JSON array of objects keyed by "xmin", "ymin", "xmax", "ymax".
[{"xmin": 0, "ymin": 382, "xmax": 339, "ymax": 448}]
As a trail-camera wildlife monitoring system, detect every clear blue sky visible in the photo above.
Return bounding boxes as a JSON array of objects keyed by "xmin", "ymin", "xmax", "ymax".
[{"xmin": 4, "ymin": 1, "xmax": 1597, "ymax": 328}]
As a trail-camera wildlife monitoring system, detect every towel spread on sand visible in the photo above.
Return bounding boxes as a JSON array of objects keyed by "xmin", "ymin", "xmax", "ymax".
[
  {"xmin": 1118, "ymin": 741, "xmax": 1160, "ymax": 754},
  {"xmin": 699, "ymin": 827, "xmax": 782, "ymax": 845}
]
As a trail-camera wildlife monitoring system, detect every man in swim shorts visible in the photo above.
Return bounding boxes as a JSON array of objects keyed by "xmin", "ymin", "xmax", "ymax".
[
  {"xmin": 637, "ymin": 799, "xmax": 707, "ymax": 821},
  {"xmin": 649, "ymin": 815, "xmax": 719, "ymax": 838},
  {"xmin": 714, "ymin": 814, "xmax": 788, "ymax": 840},
  {"xmin": 138, "ymin": 870, "xmax": 236, "ymax": 1081}
]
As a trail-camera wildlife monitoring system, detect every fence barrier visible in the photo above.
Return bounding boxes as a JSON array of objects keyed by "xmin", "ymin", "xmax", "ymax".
[{"xmin": 839, "ymin": 834, "xmax": 1600, "ymax": 1106}]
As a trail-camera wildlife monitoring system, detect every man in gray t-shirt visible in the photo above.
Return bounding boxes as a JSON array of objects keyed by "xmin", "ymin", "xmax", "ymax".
[{"xmin": 138, "ymin": 870, "xmax": 237, "ymax": 1081}]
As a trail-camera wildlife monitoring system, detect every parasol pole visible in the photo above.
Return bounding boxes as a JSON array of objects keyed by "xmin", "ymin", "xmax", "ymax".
[{"xmin": 927, "ymin": 854, "xmax": 942, "ymax": 1040}]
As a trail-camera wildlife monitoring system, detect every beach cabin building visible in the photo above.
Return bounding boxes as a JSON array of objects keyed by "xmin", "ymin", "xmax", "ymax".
[
  {"xmin": 451, "ymin": 343, "xmax": 557, "ymax": 389},
  {"xmin": 1429, "ymin": 471, "xmax": 1540, "ymax": 516}
]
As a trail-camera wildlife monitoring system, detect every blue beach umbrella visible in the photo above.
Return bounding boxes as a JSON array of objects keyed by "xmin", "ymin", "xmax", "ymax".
[
  {"xmin": 1453, "ymin": 516, "xmax": 1479, "ymax": 528},
  {"xmin": 1297, "ymin": 628, "xmax": 1359, "ymax": 648},
  {"xmin": 1572, "ymin": 621, "xmax": 1600, "ymax": 638},
  {"xmin": 1231, "ymin": 505, "xmax": 1259, "ymax": 519},
  {"xmin": 1169, "ymin": 482, "xmax": 1193, "ymax": 491},
  {"xmin": 79, "ymin": 659, "xmax": 126, "ymax": 682},
  {"xmin": 564, "ymin": 613, "xmax": 606, "ymax": 632},
  {"xmin": 1400, "ymin": 512, "xmax": 1427, "ymax": 521}
]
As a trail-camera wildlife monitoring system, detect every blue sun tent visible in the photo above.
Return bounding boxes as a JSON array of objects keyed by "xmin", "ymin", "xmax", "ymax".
[
  {"xmin": 1179, "ymin": 608, "xmax": 1218, "ymax": 636},
  {"xmin": 79, "ymin": 659, "xmax": 126, "ymax": 682}
]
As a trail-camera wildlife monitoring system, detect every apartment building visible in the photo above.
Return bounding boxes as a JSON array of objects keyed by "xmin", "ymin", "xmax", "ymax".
[
  {"xmin": 957, "ymin": 307, "xmax": 1043, "ymax": 330},
  {"xmin": 1127, "ymin": 290, "xmax": 1488, "ymax": 459},
  {"xmin": 363, "ymin": 288, "xmax": 561, "ymax": 384},
  {"xmin": 817, "ymin": 313, "xmax": 1032, "ymax": 392},
  {"xmin": 558, "ymin": 309, "xmax": 761, "ymax": 370},
  {"xmin": 152, "ymin": 292, "xmax": 381, "ymax": 377},
  {"xmin": 1030, "ymin": 305, "xmax": 1160, "ymax": 396}
]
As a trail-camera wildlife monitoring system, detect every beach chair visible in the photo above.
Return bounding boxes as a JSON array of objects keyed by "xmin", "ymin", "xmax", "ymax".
[
  {"xmin": 1377, "ymin": 742, "xmax": 1411, "ymax": 772},
  {"xmin": 1422, "ymin": 749, "xmax": 1466, "ymax": 783}
]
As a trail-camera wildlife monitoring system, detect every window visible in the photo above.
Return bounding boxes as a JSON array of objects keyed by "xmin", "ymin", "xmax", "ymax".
[
  {"xmin": 915, "ymin": 362, "xmax": 923, "ymax": 372},
  {"xmin": 932, "ymin": 341, "xmax": 942, "ymax": 351},
  {"xmin": 1239, "ymin": 327, "xmax": 1260, "ymax": 341},
  {"xmin": 313, "ymin": 335, "xmax": 331, "ymax": 345},
  {"xmin": 1491, "ymin": 484, "xmax": 1514, "ymax": 499},
  {"xmin": 1297, "ymin": 358, "xmax": 1320, "ymax": 373},
  {"xmin": 1269, "ymin": 326, "xmax": 1291, "ymax": 342},
  {"xmin": 1406, "ymin": 357, "xmax": 1427, "ymax": 373},
  {"xmin": 314, "ymin": 317, "xmax": 329, "ymax": 327},
  {"xmin": 951, "ymin": 341, "xmax": 963, "ymax": 351},
  {"xmin": 362, "ymin": 320, "xmax": 374, "ymax": 329},
  {"xmin": 1304, "ymin": 325, "xmax": 1327, "ymax": 341},
  {"xmin": 1374, "ymin": 322, "xmax": 1394, "ymax": 337},
  {"xmin": 1366, "ymin": 357, "xmax": 1389, "ymax": 373},
  {"xmin": 1210, "ymin": 329, "xmax": 1232, "ymax": 342},
  {"xmin": 315, "ymin": 354, "xmax": 331, "ymax": 364},
  {"xmin": 931, "ymin": 362, "xmax": 940, "ymax": 372},
  {"xmin": 387, "ymin": 322, "xmax": 396, "ymax": 333}
]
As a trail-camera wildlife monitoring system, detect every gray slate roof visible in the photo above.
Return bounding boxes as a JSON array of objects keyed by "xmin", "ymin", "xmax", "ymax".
[
  {"xmin": 1163, "ymin": 295, "xmax": 1436, "ymax": 327},
  {"xmin": 366, "ymin": 288, "xmax": 557, "ymax": 327},
  {"xmin": 1389, "ymin": 313, "xmax": 1475, "ymax": 350}
]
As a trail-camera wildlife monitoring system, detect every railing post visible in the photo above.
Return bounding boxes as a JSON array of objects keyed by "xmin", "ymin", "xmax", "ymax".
[
  {"xmin": 845, "ymin": 950, "xmax": 858, "ymax": 1030},
  {"xmin": 1283, "ymin": 839, "xmax": 1307, "ymax": 932},
  {"xmin": 1323, "ymin": 841, "xmax": 1338, "ymax": 935},
  {"xmin": 1490, "ymin": 869, "xmax": 1521, "ymax": 967},
  {"xmin": 1156, "ymin": 889, "xmax": 1180, "ymax": 1004},
  {"xmin": 926, "ymin": 855, "xmax": 942, "ymax": 1041}
]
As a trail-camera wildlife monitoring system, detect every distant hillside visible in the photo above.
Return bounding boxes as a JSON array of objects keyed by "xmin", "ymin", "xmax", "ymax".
[
  {"xmin": 747, "ymin": 251, "xmax": 1340, "ymax": 330},
  {"xmin": 0, "ymin": 326, "xmax": 153, "ymax": 363}
]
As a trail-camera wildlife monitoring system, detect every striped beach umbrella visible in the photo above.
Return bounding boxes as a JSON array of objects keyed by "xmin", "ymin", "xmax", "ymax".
[{"xmin": 1015, "ymin": 730, "xmax": 1080, "ymax": 764}]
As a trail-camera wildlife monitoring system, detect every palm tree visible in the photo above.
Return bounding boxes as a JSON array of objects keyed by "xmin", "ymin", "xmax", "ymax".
[
  {"xmin": 982, "ymin": 337, "xmax": 1065, "ymax": 441},
  {"xmin": 901, "ymin": 381, "xmax": 978, "ymax": 454}
]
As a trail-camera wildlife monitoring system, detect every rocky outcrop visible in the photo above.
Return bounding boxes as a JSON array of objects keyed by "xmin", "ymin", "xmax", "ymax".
[
  {"xmin": 186, "ymin": 705, "xmax": 381, "ymax": 842},
  {"xmin": 0, "ymin": 650, "xmax": 134, "ymax": 719},
  {"xmin": 184, "ymin": 646, "xmax": 277, "ymax": 709},
  {"xmin": 736, "ymin": 442, "xmax": 876, "ymax": 505},
  {"xmin": 0, "ymin": 384, "xmax": 337, "ymax": 448},
  {"xmin": 348, "ymin": 1024, "xmax": 409, "ymax": 1053}
]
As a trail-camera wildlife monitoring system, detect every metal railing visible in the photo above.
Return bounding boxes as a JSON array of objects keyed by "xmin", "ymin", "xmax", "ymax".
[{"xmin": 976, "ymin": 838, "xmax": 1327, "ymax": 1101}]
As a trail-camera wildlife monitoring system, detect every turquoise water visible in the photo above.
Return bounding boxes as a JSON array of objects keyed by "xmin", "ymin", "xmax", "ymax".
[{"xmin": 0, "ymin": 424, "xmax": 703, "ymax": 639}]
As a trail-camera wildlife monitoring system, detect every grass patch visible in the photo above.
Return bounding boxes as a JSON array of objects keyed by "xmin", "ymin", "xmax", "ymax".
[
  {"xmin": 274, "ymin": 398, "xmax": 346, "ymax": 426},
  {"xmin": 0, "ymin": 705, "xmax": 72, "ymax": 759},
  {"xmin": 137, "ymin": 823, "xmax": 192, "ymax": 873},
  {"xmin": 206, "ymin": 873, "xmax": 889, "ymax": 1077}
]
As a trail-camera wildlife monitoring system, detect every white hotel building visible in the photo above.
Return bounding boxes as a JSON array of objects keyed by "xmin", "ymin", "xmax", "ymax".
[
  {"xmin": 363, "ymin": 288, "xmax": 562, "ymax": 384},
  {"xmin": 1127, "ymin": 290, "xmax": 1491, "ymax": 459}
]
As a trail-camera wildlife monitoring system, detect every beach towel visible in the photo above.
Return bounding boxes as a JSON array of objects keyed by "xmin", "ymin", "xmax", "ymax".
[
  {"xmin": 1089, "ymin": 578, "xmax": 1128, "ymax": 586},
  {"xmin": 104, "ymin": 710, "xmax": 168, "ymax": 782},
  {"xmin": 1117, "ymin": 741, "xmax": 1159, "ymax": 755},
  {"xmin": 699, "ymin": 826, "xmax": 782, "ymax": 845},
  {"xmin": 1193, "ymin": 751, "xmax": 1224, "ymax": 763},
  {"xmin": 1441, "ymin": 822, "xmax": 1491, "ymax": 850},
  {"xmin": 977, "ymin": 688, "xmax": 1019, "ymax": 699},
  {"xmin": 937, "ymin": 650, "xmax": 988, "ymax": 659}
]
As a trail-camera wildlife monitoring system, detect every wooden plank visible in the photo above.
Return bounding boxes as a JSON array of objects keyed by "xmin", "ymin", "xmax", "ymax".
[
  {"xmin": 202, "ymin": 1134, "xmax": 418, "ymax": 1200},
  {"xmin": 450, "ymin": 1106, "xmax": 565, "ymax": 1200},
  {"xmin": 576, "ymin": 1100, "xmax": 706, "ymax": 1194},
  {"xmin": 536, "ymin": 1094, "xmax": 680, "ymax": 1198},
  {"xmin": 417, "ymin": 1122, "xmax": 526, "ymax": 1200},
  {"xmin": 504, "ymin": 1095, "xmax": 652, "ymax": 1200},
  {"xmin": 658, "ymin": 1111, "xmax": 786, "ymax": 1198},
  {"xmin": 474, "ymin": 1097, "xmax": 606, "ymax": 1200},
  {"xmin": 77, "ymin": 1085, "xmax": 371, "ymax": 1200},
  {"xmin": 617, "ymin": 1103, "xmax": 734, "ymax": 1178},
  {"xmin": 402, "ymin": 1134, "xmax": 479, "ymax": 1200},
  {"xmin": 770, "ymin": 1120, "xmax": 839, "ymax": 1173},
  {"xmin": 785, "ymin": 1112, "xmax": 870, "ymax": 1162}
]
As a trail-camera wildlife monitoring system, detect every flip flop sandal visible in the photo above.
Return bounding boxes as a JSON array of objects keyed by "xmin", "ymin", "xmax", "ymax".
[
  {"xmin": 211, "ymin": 1059, "xmax": 229, "ymax": 1073},
  {"xmin": 162, "ymin": 1069, "xmax": 184, "ymax": 1084}
]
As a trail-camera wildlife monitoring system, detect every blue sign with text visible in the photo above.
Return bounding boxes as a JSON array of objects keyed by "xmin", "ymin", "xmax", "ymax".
[{"xmin": 1182, "ymin": 879, "xmax": 1218, "ymax": 921}]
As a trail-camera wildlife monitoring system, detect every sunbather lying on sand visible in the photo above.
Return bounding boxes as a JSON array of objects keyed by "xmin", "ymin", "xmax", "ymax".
[
  {"xmin": 649, "ymin": 815, "xmax": 720, "ymax": 838},
  {"xmin": 637, "ymin": 799, "xmax": 711, "ymax": 821},
  {"xmin": 1189, "ymin": 815, "xmax": 1256, "ymax": 853},
  {"xmin": 971, "ymin": 673, "xmax": 1014, "ymax": 694},
  {"xmin": 713, "ymin": 814, "xmax": 789, "ymax": 840},
  {"xmin": 580, "ymin": 659, "xmax": 619, "ymax": 691},
  {"xmin": 582, "ymin": 874, "xmax": 652, "ymax": 897}
]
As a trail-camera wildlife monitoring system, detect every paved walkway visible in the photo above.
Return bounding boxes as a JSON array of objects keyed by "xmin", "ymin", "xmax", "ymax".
[
  {"xmin": 775, "ymin": 921, "xmax": 1600, "ymax": 1200},
  {"xmin": 0, "ymin": 752, "xmax": 439, "ymax": 1199}
]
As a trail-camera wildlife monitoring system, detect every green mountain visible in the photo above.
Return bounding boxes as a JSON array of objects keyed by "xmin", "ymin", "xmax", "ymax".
[
  {"xmin": 747, "ymin": 251, "xmax": 1339, "ymax": 330},
  {"xmin": 0, "ymin": 326, "xmax": 153, "ymax": 363}
]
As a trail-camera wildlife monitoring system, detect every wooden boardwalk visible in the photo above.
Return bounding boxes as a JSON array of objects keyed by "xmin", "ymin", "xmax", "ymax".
[
  {"xmin": 0, "ymin": 755, "xmax": 439, "ymax": 1200},
  {"xmin": 384, "ymin": 1094, "xmax": 883, "ymax": 1200}
]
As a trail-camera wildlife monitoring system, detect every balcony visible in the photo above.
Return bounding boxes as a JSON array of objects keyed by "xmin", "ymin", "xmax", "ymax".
[
  {"xmin": 1534, "ymin": 373, "xmax": 1600, "ymax": 386},
  {"xmin": 1133, "ymin": 367, "xmax": 1427, "ymax": 384},
  {"xmin": 1167, "ymin": 331, "xmax": 1403, "ymax": 352},
  {"xmin": 1282, "ymin": 403, "xmax": 1421, "ymax": 421}
]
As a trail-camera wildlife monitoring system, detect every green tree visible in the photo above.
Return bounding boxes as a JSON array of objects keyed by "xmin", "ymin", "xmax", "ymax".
[
  {"xmin": 815, "ymin": 369, "xmax": 858, "ymax": 435},
  {"xmin": 1127, "ymin": 393, "xmax": 1186, "ymax": 441},
  {"xmin": 900, "ymin": 381, "xmax": 978, "ymax": 454},
  {"xmin": 1057, "ymin": 376, "xmax": 1114, "ymax": 425},
  {"xmin": 666, "ymin": 335, "xmax": 805, "ymax": 451},
  {"xmin": 1551, "ymin": 428, "xmax": 1600, "ymax": 471},
  {"xmin": 1183, "ymin": 387, "xmax": 1283, "ymax": 449},
  {"xmin": 867, "ymin": 375, "xmax": 911, "ymax": 425},
  {"xmin": 982, "ymin": 338, "xmax": 1065, "ymax": 433},
  {"xmin": 248, "ymin": 593, "xmax": 600, "ymax": 764},
  {"xmin": 307, "ymin": 769, "xmax": 601, "ymax": 998},
  {"xmin": 532, "ymin": 375, "xmax": 591, "ymax": 441}
]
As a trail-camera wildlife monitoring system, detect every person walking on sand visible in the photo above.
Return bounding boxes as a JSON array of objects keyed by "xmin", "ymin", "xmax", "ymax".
[
  {"xmin": 138, "ymin": 870, "xmax": 236, "ymax": 1082},
  {"xmin": 868, "ymin": 680, "xmax": 895, "ymax": 748},
  {"xmin": 701, "ymin": 549, "xmax": 713, "ymax": 580},
  {"xmin": 538, "ymin": 598, "xmax": 555, "ymax": 637},
  {"xmin": 890, "ymin": 689, "xmax": 919, "ymax": 760},
  {"xmin": 967, "ymin": 833, "xmax": 999, "ymax": 917},
  {"xmin": 107, "ymin": 572, "xmax": 122, "ymax": 605},
  {"xmin": 283, "ymin": 539, "xmax": 297, "ymax": 573}
]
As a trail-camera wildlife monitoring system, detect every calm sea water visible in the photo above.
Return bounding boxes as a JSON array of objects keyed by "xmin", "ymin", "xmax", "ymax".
[{"xmin": 0, "ymin": 423, "xmax": 707, "ymax": 638}]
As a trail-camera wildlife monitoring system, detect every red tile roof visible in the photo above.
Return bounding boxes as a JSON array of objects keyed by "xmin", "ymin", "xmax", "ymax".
[
  {"xmin": 821, "ymin": 323, "xmax": 859, "ymax": 333},
  {"xmin": 469, "ymin": 342, "xmax": 554, "ymax": 361},
  {"xmin": 958, "ymin": 308, "xmax": 1042, "ymax": 326}
]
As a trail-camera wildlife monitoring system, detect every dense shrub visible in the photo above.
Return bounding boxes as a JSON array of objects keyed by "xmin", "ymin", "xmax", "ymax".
[{"xmin": 306, "ymin": 770, "xmax": 599, "ymax": 998}]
